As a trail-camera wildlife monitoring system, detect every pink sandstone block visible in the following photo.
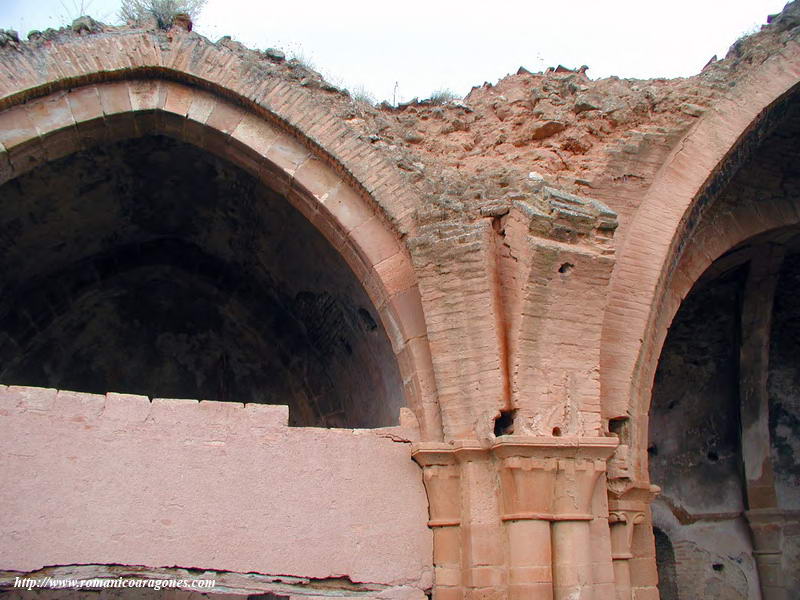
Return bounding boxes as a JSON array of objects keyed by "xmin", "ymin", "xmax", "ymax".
[
  {"xmin": 4, "ymin": 385, "xmax": 57, "ymax": 412},
  {"xmin": 150, "ymin": 397, "xmax": 203, "ymax": 425},
  {"xmin": 196, "ymin": 399, "xmax": 245, "ymax": 422},
  {"xmin": 98, "ymin": 82, "xmax": 133, "ymax": 116},
  {"xmin": 162, "ymin": 82, "xmax": 193, "ymax": 117},
  {"xmin": 294, "ymin": 158, "xmax": 342, "ymax": 200},
  {"xmin": 54, "ymin": 389, "xmax": 105, "ymax": 417},
  {"xmin": 351, "ymin": 217, "xmax": 403, "ymax": 269},
  {"xmin": 0, "ymin": 108, "xmax": 38, "ymax": 149},
  {"xmin": 321, "ymin": 182, "xmax": 372, "ymax": 233},
  {"xmin": 205, "ymin": 102, "xmax": 244, "ymax": 135},
  {"xmin": 128, "ymin": 80, "xmax": 163, "ymax": 113},
  {"xmin": 266, "ymin": 136, "xmax": 311, "ymax": 176},
  {"xmin": 243, "ymin": 402, "xmax": 289, "ymax": 426},
  {"xmin": 103, "ymin": 392, "xmax": 151, "ymax": 422},
  {"xmin": 374, "ymin": 252, "xmax": 415, "ymax": 296},
  {"xmin": 26, "ymin": 93, "xmax": 75, "ymax": 137},
  {"xmin": 186, "ymin": 91, "xmax": 217, "ymax": 124},
  {"xmin": 230, "ymin": 114, "xmax": 279, "ymax": 157}
]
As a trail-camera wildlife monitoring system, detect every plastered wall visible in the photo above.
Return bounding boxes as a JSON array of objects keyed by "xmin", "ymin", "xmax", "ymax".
[{"xmin": 0, "ymin": 385, "xmax": 433, "ymax": 597}]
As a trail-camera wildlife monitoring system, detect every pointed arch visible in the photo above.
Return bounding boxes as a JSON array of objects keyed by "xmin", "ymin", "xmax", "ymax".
[
  {"xmin": 600, "ymin": 46, "xmax": 800, "ymax": 451},
  {"xmin": 0, "ymin": 31, "xmax": 442, "ymax": 439}
]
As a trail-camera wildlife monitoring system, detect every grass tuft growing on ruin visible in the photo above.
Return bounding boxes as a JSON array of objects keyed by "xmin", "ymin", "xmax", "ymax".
[
  {"xmin": 119, "ymin": 0, "xmax": 206, "ymax": 29},
  {"xmin": 350, "ymin": 85, "xmax": 376, "ymax": 106},
  {"xmin": 428, "ymin": 88, "xmax": 459, "ymax": 104}
]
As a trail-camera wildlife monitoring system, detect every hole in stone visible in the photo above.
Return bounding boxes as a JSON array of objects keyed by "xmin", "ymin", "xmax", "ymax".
[
  {"xmin": 552, "ymin": 426, "xmax": 562, "ymax": 436},
  {"xmin": 609, "ymin": 416, "xmax": 630, "ymax": 444},
  {"xmin": 667, "ymin": 400, "xmax": 678, "ymax": 410},
  {"xmin": 712, "ymin": 563, "xmax": 724, "ymax": 571},
  {"xmin": 494, "ymin": 409, "xmax": 516, "ymax": 436},
  {"xmin": 491, "ymin": 215, "xmax": 506, "ymax": 236},
  {"xmin": 707, "ymin": 450, "xmax": 719, "ymax": 462},
  {"xmin": 558, "ymin": 262, "xmax": 574, "ymax": 274},
  {"xmin": 648, "ymin": 445, "xmax": 658, "ymax": 456}
]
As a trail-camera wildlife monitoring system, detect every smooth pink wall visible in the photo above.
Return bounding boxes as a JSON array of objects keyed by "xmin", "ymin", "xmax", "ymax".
[{"xmin": 0, "ymin": 386, "xmax": 432, "ymax": 589}]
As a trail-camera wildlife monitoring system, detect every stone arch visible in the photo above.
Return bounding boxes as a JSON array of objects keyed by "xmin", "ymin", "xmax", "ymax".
[
  {"xmin": 642, "ymin": 205, "xmax": 799, "ymax": 398},
  {"xmin": 644, "ymin": 215, "xmax": 800, "ymax": 599},
  {"xmin": 0, "ymin": 36, "xmax": 441, "ymax": 438},
  {"xmin": 600, "ymin": 45, "xmax": 800, "ymax": 441},
  {"xmin": 632, "ymin": 73, "xmax": 800, "ymax": 598}
]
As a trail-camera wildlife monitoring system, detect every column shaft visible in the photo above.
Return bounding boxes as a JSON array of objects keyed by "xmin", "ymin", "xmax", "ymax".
[
  {"xmin": 739, "ymin": 246, "xmax": 783, "ymax": 509},
  {"xmin": 507, "ymin": 519, "xmax": 553, "ymax": 600},
  {"xmin": 739, "ymin": 247, "xmax": 785, "ymax": 600},
  {"xmin": 552, "ymin": 519, "xmax": 594, "ymax": 600}
]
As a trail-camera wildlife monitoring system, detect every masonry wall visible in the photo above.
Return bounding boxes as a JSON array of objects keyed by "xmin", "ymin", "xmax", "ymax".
[{"xmin": 0, "ymin": 385, "xmax": 433, "ymax": 598}]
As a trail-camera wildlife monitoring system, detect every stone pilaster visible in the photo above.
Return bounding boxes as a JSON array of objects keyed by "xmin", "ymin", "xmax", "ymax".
[
  {"xmin": 745, "ymin": 508, "xmax": 800, "ymax": 600},
  {"xmin": 607, "ymin": 485, "xmax": 659, "ymax": 600},
  {"xmin": 548, "ymin": 444, "xmax": 617, "ymax": 600},
  {"xmin": 415, "ymin": 437, "xmax": 618, "ymax": 600},
  {"xmin": 496, "ymin": 450, "xmax": 558, "ymax": 599},
  {"xmin": 454, "ymin": 443, "xmax": 506, "ymax": 600},
  {"xmin": 414, "ymin": 444, "xmax": 464, "ymax": 600}
]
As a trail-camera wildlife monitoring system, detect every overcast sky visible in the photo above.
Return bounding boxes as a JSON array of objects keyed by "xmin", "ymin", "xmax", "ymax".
[{"xmin": 0, "ymin": 0, "xmax": 790, "ymax": 103}]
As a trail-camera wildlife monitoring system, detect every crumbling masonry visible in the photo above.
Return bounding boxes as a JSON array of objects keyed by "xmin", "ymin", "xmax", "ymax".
[{"xmin": 1, "ymin": 3, "xmax": 799, "ymax": 600}]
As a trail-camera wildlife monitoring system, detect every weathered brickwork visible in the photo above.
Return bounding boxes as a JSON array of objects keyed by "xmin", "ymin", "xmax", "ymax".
[{"xmin": 1, "ymin": 3, "xmax": 800, "ymax": 599}]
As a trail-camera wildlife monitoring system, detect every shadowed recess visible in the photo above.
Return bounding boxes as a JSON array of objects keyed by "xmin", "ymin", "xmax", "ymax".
[
  {"xmin": 648, "ymin": 93, "xmax": 800, "ymax": 598},
  {"xmin": 0, "ymin": 135, "xmax": 403, "ymax": 428}
]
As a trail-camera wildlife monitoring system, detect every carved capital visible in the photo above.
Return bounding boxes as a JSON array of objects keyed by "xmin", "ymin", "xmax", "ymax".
[
  {"xmin": 745, "ymin": 508, "xmax": 800, "ymax": 555},
  {"xmin": 493, "ymin": 436, "xmax": 617, "ymax": 521},
  {"xmin": 412, "ymin": 443, "xmax": 462, "ymax": 527},
  {"xmin": 552, "ymin": 456, "xmax": 607, "ymax": 520},
  {"xmin": 607, "ymin": 482, "xmax": 660, "ymax": 561},
  {"xmin": 608, "ymin": 510, "xmax": 646, "ymax": 560},
  {"xmin": 497, "ymin": 455, "xmax": 558, "ymax": 520}
]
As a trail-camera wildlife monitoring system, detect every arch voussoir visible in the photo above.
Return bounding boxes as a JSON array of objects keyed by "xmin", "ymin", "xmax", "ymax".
[{"xmin": 0, "ymin": 37, "xmax": 443, "ymax": 439}]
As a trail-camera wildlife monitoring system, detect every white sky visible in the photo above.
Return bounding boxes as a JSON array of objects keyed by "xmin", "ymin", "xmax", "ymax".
[{"xmin": 0, "ymin": 0, "xmax": 790, "ymax": 103}]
